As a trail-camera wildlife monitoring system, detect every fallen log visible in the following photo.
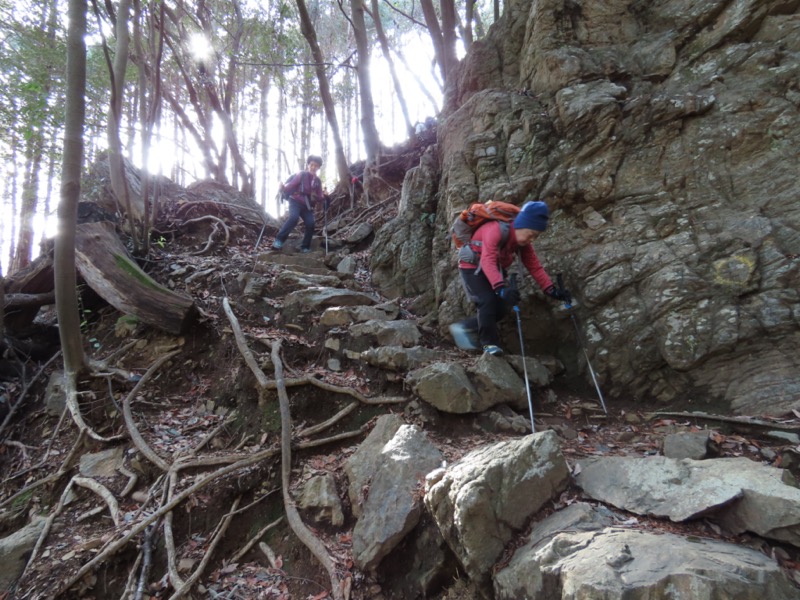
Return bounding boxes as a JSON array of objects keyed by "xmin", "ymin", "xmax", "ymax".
[
  {"xmin": 75, "ymin": 221, "xmax": 195, "ymax": 334},
  {"xmin": 3, "ymin": 254, "xmax": 55, "ymax": 331}
]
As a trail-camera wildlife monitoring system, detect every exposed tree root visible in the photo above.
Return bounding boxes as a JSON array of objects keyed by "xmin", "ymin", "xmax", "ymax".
[
  {"xmin": 272, "ymin": 339, "xmax": 348, "ymax": 600},
  {"xmin": 121, "ymin": 349, "xmax": 182, "ymax": 472},
  {"xmin": 0, "ymin": 430, "xmax": 85, "ymax": 511},
  {"xmin": 133, "ymin": 525, "xmax": 155, "ymax": 600},
  {"xmin": 118, "ymin": 464, "xmax": 138, "ymax": 498},
  {"xmin": 168, "ymin": 496, "xmax": 241, "ymax": 599},
  {"xmin": 121, "ymin": 549, "xmax": 143, "ymax": 600},
  {"xmin": 231, "ymin": 515, "xmax": 283, "ymax": 564},
  {"xmin": 297, "ymin": 401, "xmax": 359, "ymax": 437},
  {"xmin": 223, "ymin": 297, "xmax": 349, "ymax": 599},
  {"xmin": 21, "ymin": 476, "xmax": 78, "ymax": 581},
  {"xmin": 222, "ymin": 297, "xmax": 403, "ymax": 407},
  {"xmin": 73, "ymin": 476, "xmax": 121, "ymax": 526},
  {"xmin": 163, "ymin": 471, "xmax": 184, "ymax": 590},
  {"xmin": 0, "ymin": 351, "xmax": 62, "ymax": 440},
  {"xmin": 184, "ymin": 215, "xmax": 230, "ymax": 255},
  {"xmin": 53, "ymin": 446, "xmax": 278, "ymax": 596},
  {"xmin": 649, "ymin": 410, "xmax": 800, "ymax": 433},
  {"xmin": 64, "ymin": 368, "xmax": 124, "ymax": 442}
]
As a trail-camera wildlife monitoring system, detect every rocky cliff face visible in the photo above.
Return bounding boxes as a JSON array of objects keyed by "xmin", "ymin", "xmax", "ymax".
[{"xmin": 372, "ymin": 0, "xmax": 800, "ymax": 415}]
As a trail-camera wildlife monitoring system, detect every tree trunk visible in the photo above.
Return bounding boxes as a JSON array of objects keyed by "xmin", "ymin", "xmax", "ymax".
[
  {"xmin": 56, "ymin": 0, "xmax": 88, "ymax": 375},
  {"xmin": 258, "ymin": 74, "xmax": 270, "ymax": 210},
  {"xmin": 294, "ymin": 0, "xmax": 351, "ymax": 186},
  {"xmin": 6, "ymin": 121, "xmax": 19, "ymax": 270},
  {"xmin": 420, "ymin": 0, "xmax": 459, "ymax": 85},
  {"xmin": 10, "ymin": 0, "xmax": 59, "ymax": 274},
  {"xmin": 350, "ymin": 0, "xmax": 382, "ymax": 165},
  {"xmin": 369, "ymin": 0, "xmax": 413, "ymax": 138},
  {"xmin": 463, "ymin": 0, "xmax": 475, "ymax": 49},
  {"xmin": 10, "ymin": 139, "xmax": 43, "ymax": 274},
  {"xmin": 106, "ymin": 0, "xmax": 145, "ymax": 253}
]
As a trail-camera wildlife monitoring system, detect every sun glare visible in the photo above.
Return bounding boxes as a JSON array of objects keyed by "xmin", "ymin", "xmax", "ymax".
[{"xmin": 188, "ymin": 32, "xmax": 213, "ymax": 62}]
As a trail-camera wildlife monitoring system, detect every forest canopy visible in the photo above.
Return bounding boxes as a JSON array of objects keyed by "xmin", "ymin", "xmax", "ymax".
[{"xmin": 1, "ymin": 0, "xmax": 498, "ymax": 275}]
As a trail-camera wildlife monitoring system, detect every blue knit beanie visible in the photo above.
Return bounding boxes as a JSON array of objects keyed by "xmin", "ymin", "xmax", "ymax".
[{"xmin": 513, "ymin": 201, "xmax": 549, "ymax": 232}]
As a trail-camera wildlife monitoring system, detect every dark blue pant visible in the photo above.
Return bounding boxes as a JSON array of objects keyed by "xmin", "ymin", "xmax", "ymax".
[
  {"xmin": 458, "ymin": 267, "xmax": 508, "ymax": 347},
  {"xmin": 275, "ymin": 200, "xmax": 315, "ymax": 249}
]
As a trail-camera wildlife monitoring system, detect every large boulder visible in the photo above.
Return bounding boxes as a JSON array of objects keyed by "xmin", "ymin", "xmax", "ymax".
[
  {"xmin": 425, "ymin": 431, "xmax": 570, "ymax": 590},
  {"xmin": 496, "ymin": 524, "xmax": 798, "ymax": 600},
  {"xmin": 575, "ymin": 455, "xmax": 800, "ymax": 547},
  {"xmin": 350, "ymin": 424, "xmax": 443, "ymax": 571}
]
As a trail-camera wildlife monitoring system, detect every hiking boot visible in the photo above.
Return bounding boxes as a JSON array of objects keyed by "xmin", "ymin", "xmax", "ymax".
[
  {"xmin": 449, "ymin": 322, "xmax": 479, "ymax": 350},
  {"xmin": 483, "ymin": 345, "xmax": 504, "ymax": 356},
  {"xmin": 272, "ymin": 239, "xmax": 283, "ymax": 250},
  {"xmin": 299, "ymin": 247, "xmax": 311, "ymax": 254}
]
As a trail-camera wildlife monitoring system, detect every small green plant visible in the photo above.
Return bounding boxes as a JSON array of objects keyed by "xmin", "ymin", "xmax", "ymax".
[
  {"xmin": 12, "ymin": 489, "xmax": 34, "ymax": 511},
  {"xmin": 155, "ymin": 235, "xmax": 167, "ymax": 248},
  {"xmin": 80, "ymin": 308, "xmax": 92, "ymax": 332},
  {"xmin": 420, "ymin": 212, "xmax": 436, "ymax": 225}
]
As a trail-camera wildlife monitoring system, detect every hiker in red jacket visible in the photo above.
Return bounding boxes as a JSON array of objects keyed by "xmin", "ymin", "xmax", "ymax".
[
  {"xmin": 449, "ymin": 201, "xmax": 568, "ymax": 356},
  {"xmin": 273, "ymin": 155, "xmax": 328, "ymax": 253}
]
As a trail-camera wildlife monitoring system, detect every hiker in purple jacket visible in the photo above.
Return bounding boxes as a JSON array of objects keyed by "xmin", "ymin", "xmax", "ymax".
[{"xmin": 273, "ymin": 155, "xmax": 327, "ymax": 253}]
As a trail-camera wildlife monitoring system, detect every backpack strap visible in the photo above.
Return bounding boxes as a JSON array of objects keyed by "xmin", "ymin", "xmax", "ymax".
[{"xmin": 470, "ymin": 222, "xmax": 513, "ymax": 276}]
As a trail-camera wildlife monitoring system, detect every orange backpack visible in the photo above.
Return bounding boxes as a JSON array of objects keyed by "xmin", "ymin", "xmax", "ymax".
[{"xmin": 450, "ymin": 200, "xmax": 521, "ymax": 249}]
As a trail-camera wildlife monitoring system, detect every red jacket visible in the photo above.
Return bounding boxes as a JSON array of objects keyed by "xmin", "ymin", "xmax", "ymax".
[{"xmin": 459, "ymin": 221, "xmax": 553, "ymax": 291}]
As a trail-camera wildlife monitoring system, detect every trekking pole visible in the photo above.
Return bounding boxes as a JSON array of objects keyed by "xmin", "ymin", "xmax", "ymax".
[
  {"xmin": 510, "ymin": 274, "xmax": 535, "ymax": 433},
  {"xmin": 254, "ymin": 221, "xmax": 267, "ymax": 252},
  {"xmin": 556, "ymin": 274, "xmax": 608, "ymax": 414},
  {"xmin": 323, "ymin": 202, "xmax": 329, "ymax": 256}
]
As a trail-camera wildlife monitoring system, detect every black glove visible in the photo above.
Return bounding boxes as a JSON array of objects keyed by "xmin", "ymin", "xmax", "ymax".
[
  {"xmin": 545, "ymin": 285, "xmax": 570, "ymax": 302},
  {"xmin": 496, "ymin": 286, "xmax": 521, "ymax": 307}
]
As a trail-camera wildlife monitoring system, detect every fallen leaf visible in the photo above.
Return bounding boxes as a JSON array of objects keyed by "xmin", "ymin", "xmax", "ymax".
[{"xmin": 220, "ymin": 562, "xmax": 238, "ymax": 574}]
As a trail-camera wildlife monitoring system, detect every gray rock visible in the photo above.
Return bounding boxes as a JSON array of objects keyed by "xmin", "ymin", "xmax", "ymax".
[
  {"xmin": 506, "ymin": 355, "xmax": 556, "ymax": 387},
  {"xmin": 336, "ymin": 255, "xmax": 357, "ymax": 275},
  {"xmin": 662, "ymin": 430, "xmax": 711, "ymax": 460},
  {"xmin": 44, "ymin": 371, "xmax": 67, "ymax": 417},
  {"xmin": 425, "ymin": 431, "xmax": 570, "ymax": 589},
  {"xmin": 274, "ymin": 271, "xmax": 341, "ymax": 291},
  {"xmin": 345, "ymin": 414, "xmax": 405, "ymax": 517},
  {"xmin": 345, "ymin": 222, "xmax": 373, "ymax": 244},
  {"xmin": 765, "ymin": 430, "xmax": 800, "ymax": 446},
  {"xmin": 348, "ymin": 319, "xmax": 421, "ymax": 347},
  {"xmin": 360, "ymin": 346, "xmax": 439, "ymax": 371},
  {"xmin": 575, "ymin": 456, "xmax": 800, "ymax": 547},
  {"xmin": 406, "ymin": 362, "xmax": 482, "ymax": 413},
  {"xmin": 79, "ymin": 446, "xmax": 124, "ymax": 478},
  {"xmin": 352, "ymin": 301, "xmax": 400, "ymax": 322},
  {"xmin": 320, "ymin": 302, "xmax": 401, "ymax": 327},
  {"xmin": 495, "ymin": 527, "xmax": 797, "ymax": 600},
  {"xmin": 0, "ymin": 517, "xmax": 47, "ymax": 590},
  {"xmin": 474, "ymin": 405, "xmax": 531, "ymax": 435},
  {"xmin": 283, "ymin": 287, "xmax": 376, "ymax": 320},
  {"xmin": 352, "ymin": 424, "xmax": 443, "ymax": 571},
  {"xmin": 297, "ymin": 471, "xmax": 344, "ymax": 527},
  {"xmin": 468, "ymin": 353, "xmax": 527, "ymax": 411}
]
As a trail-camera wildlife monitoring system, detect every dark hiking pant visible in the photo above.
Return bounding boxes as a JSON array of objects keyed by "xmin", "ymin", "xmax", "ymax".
[
  {"xmin": 458, "ymin": 267, "xmax": 508, "ymax": 347},
  {"xmin": 275, "ymin": 200, "xmax": 315, "ymax": 249}
]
